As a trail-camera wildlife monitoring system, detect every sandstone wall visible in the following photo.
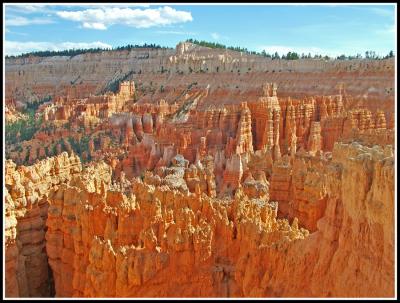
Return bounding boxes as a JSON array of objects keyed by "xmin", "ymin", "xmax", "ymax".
[
  {"xmin": 5, "ymin": 153, "xmax": 82, "ymax": 297},
  {"xmin": 5, "ymin": 141, "xmax": 394, "ymax": 297},
  {"xmin": 6, "ymin": 43, "xmax": 394, "ymax": 114},
  {"xmin": 260, "ymin": 142, "xmax": 394, "ymax": 297}
]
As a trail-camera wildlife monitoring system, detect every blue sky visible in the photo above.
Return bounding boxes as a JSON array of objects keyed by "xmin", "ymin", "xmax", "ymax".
[{"xmin": 4, "ymin": 3, "xmax": 396, "ymax": 57}]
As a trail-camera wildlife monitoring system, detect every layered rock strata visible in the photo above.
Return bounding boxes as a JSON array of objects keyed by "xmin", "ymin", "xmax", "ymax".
[
  {"xmin": 6, "ymin": 43, "xmax": 394, "ymax": 115},
  {"xmin": 5, "ymin": 153, "xmax": 82, "ymax": 297},
  {"xmin": 5, "ymin": 141, "xmax": 394, "ymax": 297},
  {"xmin": 260, "ymin": 142, "xmax": 394, "ymax": 297}
]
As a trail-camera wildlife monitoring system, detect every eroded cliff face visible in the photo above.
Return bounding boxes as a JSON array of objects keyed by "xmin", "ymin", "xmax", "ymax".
[
  {"xmin": 4, "ymin": 42, "xmax": 395, "ymax": 298},
  {"xmin": 5, "ymin": 141, "xmax": 394, "ymax": 297},
  {"xmin": 260, "ymin": 142, "xmax": 394, "ymax": 297},
  {"xmin": 44, "ymin": 162, "xmax": 307, "ymax": 297},
  {"xmin": 5, "ymin": 42, "xmax": 394, "ymax": 115},
  {"xmin": 5, "ymin": 153, "xmax": 82, "ymax": 297},
  {"xmin": 6, "ymin": 80, "xmax": 393, "ymax": 176}
]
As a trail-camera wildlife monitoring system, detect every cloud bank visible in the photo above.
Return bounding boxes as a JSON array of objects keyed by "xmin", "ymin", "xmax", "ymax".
[
  {"xmin": 6, "ymin": 16, "xmax": 54, "ymax": 26},
  {"xmin": 56, "ymin": 6, "xmax": 193, "ymax": 30}
]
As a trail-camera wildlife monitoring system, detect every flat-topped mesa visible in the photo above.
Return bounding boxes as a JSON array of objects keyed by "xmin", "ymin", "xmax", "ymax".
[{"xmin": 286, "ymin": 152, "xmax": 330, "ymax": 232}]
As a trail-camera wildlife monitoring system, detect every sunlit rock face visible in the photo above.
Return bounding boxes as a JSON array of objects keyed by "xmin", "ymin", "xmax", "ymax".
[
  {"xmin": 5, "ymin": 141, "xmax": 394, "ymax": 297},
  {"xmin": 5, "ymin": 42, "xmax": 395, "ymax": 298}
]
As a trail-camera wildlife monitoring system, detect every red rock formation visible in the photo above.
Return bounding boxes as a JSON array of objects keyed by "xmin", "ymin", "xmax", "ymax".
[
  {"xmin": 235, "ymin": 142, "xmax": 394, "ymax": 297},
  {"xmin": 374, "ymin": 110, "xmax": 387, "ymax": 129},
  {"xmin": 269, "ymin": 155, "xmax": 292, "ymax": 216},
  {"xmin": 5, "ymin": 140, "xmax": 393, "ymax": 298},
  {"xmin": 5, "ymin": 45, "xmax": 395, "ymax": 298},
  {"xmin": 7, "ymin": 78, "xmax": 393, "ymax": 181},
  {"xmin": 221, "ymin": 153, "xmax": 243, "ymax": 196},
  {"xmin": 40, "ymin": 158, "xmax": 308, "ymax": 297},
  {"xmin": 5, "ymin": 43, "xmax": 394, "ymax": 118},
  {"xmin": 288, "ymin": 154, "xmax": 329, "ymax": 232},
  {"xmin": 235, "ymin": 102, "xmax": 253, "ymax": 154},
  {"xmin": 142, "ymin": 113, "xmax": 154, "ymax": 134},
  {"xmin": 307, "ymin": 122, "xmax": 322, "ymax": 155},
  {"xmin": 248, "ymin": 83, "xmax": 281, "ymax": 160},
  {"xmin": 5, "ymin": 153, "xmax": 82, "ymax": 297},
  {"xmin": 40, "ymin": 81, "xmax": 135, "ymax": 125}
]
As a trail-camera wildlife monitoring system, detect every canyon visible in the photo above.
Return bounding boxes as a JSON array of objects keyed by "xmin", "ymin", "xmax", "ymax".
[{"xmin": 4, "ymin": 42, "xmax": 395, "ymax": 298}]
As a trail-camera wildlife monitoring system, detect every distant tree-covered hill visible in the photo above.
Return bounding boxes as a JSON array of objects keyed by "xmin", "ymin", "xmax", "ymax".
[
  {"xmin": 5, "ymin": 43, "xmax": 172, "ymax": 59},
  {"xmin": 5, "ymin": 40, "xmax": 394, "ymax": 61},
  {"xmin": 186, "ymin": 38, "xmax": 395, "ymax": 61}
]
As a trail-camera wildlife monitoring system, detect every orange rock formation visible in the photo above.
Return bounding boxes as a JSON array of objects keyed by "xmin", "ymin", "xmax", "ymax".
[
  {"xmin": 4, "ymin": 43, "xmax": 395, "ymax": 298},
  {"xmin": 5, "ymin": 141, "xmax": 394, "ymax": 297}
]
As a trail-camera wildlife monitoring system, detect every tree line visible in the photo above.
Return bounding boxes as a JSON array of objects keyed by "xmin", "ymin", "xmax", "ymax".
[
  {"xmin": 186, "ymin": 39, "xmax": 395, "ymax": 60},
  {"xmin": 6, "ymin": 39, "xmax": 395, "ymax": 60},
  {"xmin": 6, "ymin": 43, "xmax": 171, "ymax": 59},
  {"xmin": 186, "ymin": 38, "xmax": 256, "ymax": 54}
]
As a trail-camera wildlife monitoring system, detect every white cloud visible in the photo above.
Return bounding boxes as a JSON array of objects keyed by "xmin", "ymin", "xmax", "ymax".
[
  {"xmin": 5, "ymin": 41, "xmax": 112, "ymax": 56},
  {"xmin": 6, "ymin": 16, "xmax": 54, "ymax": 26},
  {"xmin": 73, "ymin": 4, "xmax": 152, "ymax": 9},
  {"xmin": 211, "ymin": 32, "xmax": 220, "ymax": 40},
  {"xmin": 155, "ymin": 30, "xmax": 196, "ymax": 35},
  {"xmin": 100, "ymin": 4, "xmax": 151, "ymax": 8},
  {"xmin": 5, "ymin": 4, "xmax": 54, "ymax": 14},
  {"xmin": 82, "ymin": 22, "xmax": 107, "ymax": 30},
  {"xmin": 5, "ymin": 4, "xmax": 152, "ymax": 16},
  {"xmin": 56, "ymin": 6, "xmax": 193, "ymax": 30}
]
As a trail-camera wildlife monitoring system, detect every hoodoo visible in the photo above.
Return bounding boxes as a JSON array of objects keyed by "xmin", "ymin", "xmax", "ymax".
[{"xmin": 4, "ymin": 3, "xmax": 395, "ymax": 299}]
